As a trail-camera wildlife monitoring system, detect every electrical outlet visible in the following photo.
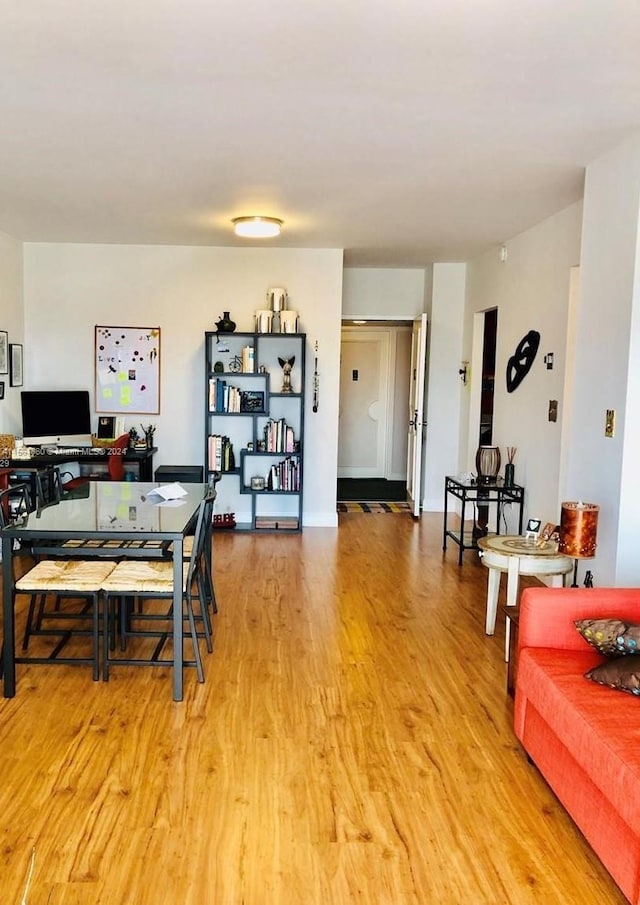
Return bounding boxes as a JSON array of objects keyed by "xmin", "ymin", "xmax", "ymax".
[{"xmin": 605, "ymin": 409, "xmax": 615, "ymax": 438}]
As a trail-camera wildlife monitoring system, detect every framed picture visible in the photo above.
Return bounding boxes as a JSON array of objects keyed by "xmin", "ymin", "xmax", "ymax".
[
  {"xmin": 97, "ymin": 415, "xmax": 116, "ymax": 439},
  {"xmin": 9, "ymin": 343, "xmax": 23, "ymax": 387},
  {"xmin": 240, "ymin": 390, "xmax": 265, "ymax": 413},
  {"xmin": 0, "ymin": 331, "xmax": 7, "ymax": 374}
]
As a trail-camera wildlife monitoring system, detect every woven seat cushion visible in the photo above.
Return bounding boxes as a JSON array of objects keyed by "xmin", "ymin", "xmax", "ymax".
[
  {"xmin": 168, "ymin": 536, "xmax": 195, "ymax": 558},
  {"xmin": 101, "ymin": 559, "xmax": 190, "ymax": 593},
  {"xmin": 16, "ymin": 559, "xmax": 117, "ymax": 592}
]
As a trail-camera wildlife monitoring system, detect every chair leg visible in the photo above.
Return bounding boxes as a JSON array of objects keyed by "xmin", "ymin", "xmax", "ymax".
[
  {"xmin": 185, "ymin": 595, "xmax": 205, "ymax": 683},
  {"xmin": 21, "ymin": 593, "xmax": 40, "ymax": 650},
  {"xmin": 196, "ymin": 572, "xmax": 213, "ymax": 653}
]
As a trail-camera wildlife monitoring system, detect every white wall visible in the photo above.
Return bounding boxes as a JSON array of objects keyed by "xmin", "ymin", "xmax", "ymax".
[
  {"xmin": 464, "ymin": 202, "xmax": 583, "ymax": 531},
  {"xmin": 567, "ymin": 134, "xmax": 640, "ymax": 584},
  {"xmin": 23, "ymin": 244, "xmax": 344, "ymax": 527},
  {"xmin": 424, "ymin": 263, "xmax": 466, "ymax": 510},
  {"xmin": 0, "ymin": 230, "xmax": 24, "ymax": 436},
  {"xmin": 342, "ymin": 267, "xmax": 427, "ymax": 318}
]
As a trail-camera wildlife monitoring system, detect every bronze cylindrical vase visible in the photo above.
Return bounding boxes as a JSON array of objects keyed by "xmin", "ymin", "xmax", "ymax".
[{"xmin": 558, "ymin": 502, "xmax": 599, "ymax": 558}]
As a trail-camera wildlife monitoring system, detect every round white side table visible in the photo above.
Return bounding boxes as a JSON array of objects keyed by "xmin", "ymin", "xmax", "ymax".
[{"xmin": 477, "ymin": 534, "xmax": 574, "ymax": 653}]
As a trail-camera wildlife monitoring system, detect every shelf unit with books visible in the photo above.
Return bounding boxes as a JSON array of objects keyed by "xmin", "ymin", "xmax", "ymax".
[{"xmin": 204, "ymin": 330, "xmax": 305, "ymax": 532}]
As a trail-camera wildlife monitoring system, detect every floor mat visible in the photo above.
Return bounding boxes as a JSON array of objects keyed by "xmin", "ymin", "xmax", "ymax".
[
  {"xmin": 337, "ymin": 501, "xmax": 412, "ymax": 513},
  {"xmin": 337, "ymin": 478, "xmax": 406, "ymax": 502}
]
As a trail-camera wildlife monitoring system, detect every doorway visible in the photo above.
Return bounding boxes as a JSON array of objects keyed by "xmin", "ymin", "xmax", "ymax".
[
  {"xmin": 479, "ymin": 308, "xmax": 497, "ymax": 446},
  {"xmin": 337, "ymin": 322, "xmax": 412, "ymax": 501}
]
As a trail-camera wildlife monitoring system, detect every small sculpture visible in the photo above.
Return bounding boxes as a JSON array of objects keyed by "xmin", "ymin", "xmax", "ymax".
[{"xmin": 278, "ymin": 356, "xmax": 295, "ymax": 394}]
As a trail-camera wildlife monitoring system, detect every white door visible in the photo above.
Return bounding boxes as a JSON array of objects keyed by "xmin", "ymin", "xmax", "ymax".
[
  {"xmin": 338, "ymin": 330, "xmax": 389, "ymax": 478},
  {"xmin": 406, "ymin": 314, "xmax": 428, "ymax": 517}
]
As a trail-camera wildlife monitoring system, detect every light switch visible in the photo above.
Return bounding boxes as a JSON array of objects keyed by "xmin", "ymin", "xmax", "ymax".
[
  {"xmin": 352, "ymin": 369, "xmax": 358, "ymax": 381},
  {"xmin": 548, "ymin": 400, "xmax": 558, "ymax": 422}
]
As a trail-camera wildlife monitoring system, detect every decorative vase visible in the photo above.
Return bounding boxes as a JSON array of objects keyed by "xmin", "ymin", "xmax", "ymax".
[
  {"xmin": 475, "ymin": 445, "xmax": 501, "ymax": 484},
  {"xmin": 504, "ymin": 462, "xmax": 515, "ymax": 487},
  {"xmin": 215, "ymin": 311, "xmax": 236, "ymax": 333}
]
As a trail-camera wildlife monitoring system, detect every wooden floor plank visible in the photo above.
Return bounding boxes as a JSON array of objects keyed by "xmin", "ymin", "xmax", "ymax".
[{"xmin": 0, "ymin": 513, "xmax": 627, "ymax": 903}]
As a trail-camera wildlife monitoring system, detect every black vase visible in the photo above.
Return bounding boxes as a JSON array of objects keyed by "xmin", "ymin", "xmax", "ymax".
[{"xmin": 215, "ymin": 311, "xmax": 236, "ymax": 333}]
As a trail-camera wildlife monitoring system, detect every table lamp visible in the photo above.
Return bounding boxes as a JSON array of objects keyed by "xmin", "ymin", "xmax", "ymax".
[{"xmin": 558, "ymin": 501, "xmax": 599, "ymax": 587}]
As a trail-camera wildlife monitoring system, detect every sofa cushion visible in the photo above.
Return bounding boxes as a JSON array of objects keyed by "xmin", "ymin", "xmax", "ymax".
[
  {"xmin": 575, "ymin": 617, "xmax": 640, "ymax": 656},
  {"xmin": 586, "ymin": 655, "xmax": 640, "ymax": 696},
  {"xmin": 516, "ymin": 647, "xmax": 640, "ymax": 831}
]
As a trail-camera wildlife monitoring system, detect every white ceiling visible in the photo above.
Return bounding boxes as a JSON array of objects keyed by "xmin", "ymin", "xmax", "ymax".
[{"xmin": 1, "ymin": 2, "xmax": 639, "ymax": 267}]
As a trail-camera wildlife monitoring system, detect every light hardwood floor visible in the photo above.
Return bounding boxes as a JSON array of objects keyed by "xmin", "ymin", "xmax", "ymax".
[{"xmin": 0, "ymin": 512, "xmax": 627, "ymax": 904}]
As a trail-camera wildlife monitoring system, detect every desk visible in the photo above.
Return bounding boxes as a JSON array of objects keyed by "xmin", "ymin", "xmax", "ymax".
[
  {"xmin": 1, "ymin": 480, "xmax": 206, "ymax": 701},
  {"xmin": 477, "ymin": 534, "xmax": 573, "ymax": 638},
  {"xmin": 4, "ymin": 446, "xmax": 157, "ymax": 483},
  {"xmin": 443, "ymin": 476, "xmax": 525, "ymax": 565}
]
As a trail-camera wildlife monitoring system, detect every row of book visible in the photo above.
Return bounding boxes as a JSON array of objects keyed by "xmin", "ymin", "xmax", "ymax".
[
  {"xmin": 263, "ymin": 418, "xmax": 296, "ymax": 453},
  {"xmin": 207, "ymin": 435, "xmax": 235, "ymax": 472},
  {"xmin": 208, "ymin": 379, "xmax": 265, "ymax": 413},
  {"xmin": 266, "ymin": 456, "xmax": 301, "ymax": 492}
]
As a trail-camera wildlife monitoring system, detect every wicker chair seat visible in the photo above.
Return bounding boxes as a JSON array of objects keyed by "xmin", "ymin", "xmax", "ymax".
[
  {"xmin": 16, "ymin": 559, "xmax": 116, "ymax": 592},
  {"xmin": 101, "ymin": 559, "xmax": 190, "ymax": 594}
]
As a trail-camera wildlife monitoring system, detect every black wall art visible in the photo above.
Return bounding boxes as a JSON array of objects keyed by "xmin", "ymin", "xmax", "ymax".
[{"xmin": 506, "ymin": 329, "xmax": 540, "ymax": 393}]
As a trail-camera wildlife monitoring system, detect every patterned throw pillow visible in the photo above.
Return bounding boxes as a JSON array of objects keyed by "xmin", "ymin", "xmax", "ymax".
[
  {"xmin": 585, "ymin": 656, "xmax": 640, "ymax": 696},
  {"xmin": 575, "ymin": 618, "xmax": 640, "ymax": 657}
]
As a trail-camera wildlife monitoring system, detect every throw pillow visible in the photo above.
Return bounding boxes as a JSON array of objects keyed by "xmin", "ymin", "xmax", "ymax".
[
  {"xmin": 585, "ymin": 656, "xmax": 640, "ymax": 696},
  {"xmin": 574, "ymin": 617, "xmax": 640, "ymax": 657}
]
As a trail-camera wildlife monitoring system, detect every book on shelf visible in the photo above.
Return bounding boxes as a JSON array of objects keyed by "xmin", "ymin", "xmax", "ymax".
[
  {"xmin": 263, "ymin": 418, "xmax": 296, "ymax": 453},
  {"xmin": 266, "ymin": 456, "xmax": 300, "ymax": 492},
  {"xmin": 207, "ymin": 434, "xmax": 235, "ymax": 471},
  {"xmin": 208, "ymin": 379, "xmax": 242, "ymax": 413},
  {"xmin": 241, "ymin": 345, "xmax": 255, "ymax": 373}
]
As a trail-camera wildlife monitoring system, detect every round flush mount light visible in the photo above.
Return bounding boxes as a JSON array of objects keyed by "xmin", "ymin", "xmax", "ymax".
[{"xmin": 232, "ymin": 216, "xmax": 283, "ymax": 238}]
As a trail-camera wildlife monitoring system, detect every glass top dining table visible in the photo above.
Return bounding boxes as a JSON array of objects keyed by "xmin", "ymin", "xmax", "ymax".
[{"xmin": 1, "ymin": 481, "xmax": 208, "ymax": 701}]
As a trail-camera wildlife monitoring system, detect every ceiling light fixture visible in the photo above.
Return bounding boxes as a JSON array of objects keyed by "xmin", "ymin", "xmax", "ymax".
[{"xmin": 232, "ymin": 216, "xmax": 283, "ymax": 238}]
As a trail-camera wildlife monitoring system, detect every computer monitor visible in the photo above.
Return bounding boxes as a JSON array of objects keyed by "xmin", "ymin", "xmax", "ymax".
[{"xmin": 21, "ymin": 390, "xmax": 92, "ymax": 447}]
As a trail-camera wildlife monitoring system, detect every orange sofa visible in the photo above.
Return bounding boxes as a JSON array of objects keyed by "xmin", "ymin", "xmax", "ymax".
[{"xmin": 514, "ymin": 587, "xmax": 640, "ymax": 904}]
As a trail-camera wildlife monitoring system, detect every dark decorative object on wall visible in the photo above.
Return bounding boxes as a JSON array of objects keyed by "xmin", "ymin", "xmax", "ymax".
[
  {"xmin": 215, "ymin": 311, "xmax": 236, "ymax": 333},
  {"xmin": 506, "ymin": 329, "xmax": 540, "ymax": 392}
]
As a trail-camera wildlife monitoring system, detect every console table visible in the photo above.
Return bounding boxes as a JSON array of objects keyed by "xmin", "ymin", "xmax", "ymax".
[{"xmin": 443, "ymin": 475, "xmax": 525, "ymax": 565}]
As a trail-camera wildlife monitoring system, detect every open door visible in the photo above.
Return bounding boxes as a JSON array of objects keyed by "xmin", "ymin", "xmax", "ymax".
[{"xmin": 406, "ymin": 314, "xmax": 428, "ymax": 518}]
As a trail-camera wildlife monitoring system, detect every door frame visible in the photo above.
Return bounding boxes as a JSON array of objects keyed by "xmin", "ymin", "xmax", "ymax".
[
  {"xmin": 338, "ymin": 328, "xmax": 390, "ymax": 478},
  {"xmin": 338, "ymin": 322, "xmax": 413, "ymax": 482}
]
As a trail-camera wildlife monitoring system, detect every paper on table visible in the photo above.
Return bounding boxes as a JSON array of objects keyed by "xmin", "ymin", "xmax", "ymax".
[{"xmin": 145, "ymin": 482, "xmax": 188, "ymax": 501}]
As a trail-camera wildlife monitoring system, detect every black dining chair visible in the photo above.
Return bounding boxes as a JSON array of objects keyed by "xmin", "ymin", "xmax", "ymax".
[{"xmin": 101, "ymin": 495, "xmax": 214, "ymax": 683}]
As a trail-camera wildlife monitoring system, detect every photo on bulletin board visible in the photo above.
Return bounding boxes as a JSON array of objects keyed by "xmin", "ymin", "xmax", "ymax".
[{"xmin": 95, "ymin": 326, "xmax": 160, "ymax": 414}]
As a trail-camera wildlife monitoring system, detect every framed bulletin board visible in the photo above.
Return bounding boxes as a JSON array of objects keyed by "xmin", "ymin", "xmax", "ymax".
[{"xmin": 95, "ymin": 325, "xmax": 160, "ymax": 414}]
